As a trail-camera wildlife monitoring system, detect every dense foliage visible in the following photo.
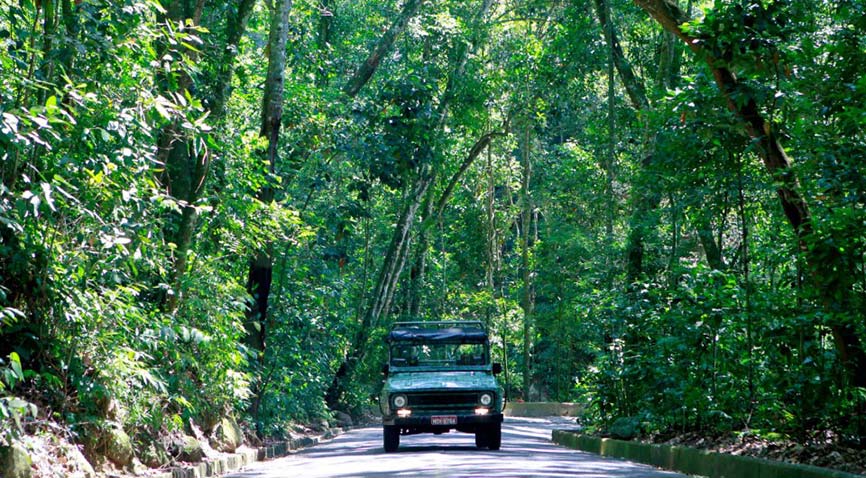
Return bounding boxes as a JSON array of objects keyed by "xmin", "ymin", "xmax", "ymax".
[{"xmin": 1, "ymin": 0, "xmax": 864, "ymax": 462}]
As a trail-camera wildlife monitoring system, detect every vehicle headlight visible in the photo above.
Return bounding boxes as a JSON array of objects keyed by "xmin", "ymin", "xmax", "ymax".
[
  {"xmin": 479, "ymin": 393, "xmax": 493, "ymax": 406},
  {"xmin": 392, "ymin": 394, "xmax": 408, "ymax": 408}
]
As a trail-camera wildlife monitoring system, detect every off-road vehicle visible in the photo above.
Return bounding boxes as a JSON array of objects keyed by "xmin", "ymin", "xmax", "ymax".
[{"xmin": 379, "ymin": 321, "xmax": 504, "ymax": 452}]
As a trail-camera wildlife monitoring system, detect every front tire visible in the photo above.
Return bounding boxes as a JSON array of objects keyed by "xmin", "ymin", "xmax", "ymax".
[
  {"xmin": 475, "ymin": 429, "xmax": 489, "ymax": 448},
  {"xmin": 383, "ymin": 425, "xmax": 400, "ymax": 452},
  {"xmin": 487, "ymin": 423, "xmax": 501, "ymax": 450}
]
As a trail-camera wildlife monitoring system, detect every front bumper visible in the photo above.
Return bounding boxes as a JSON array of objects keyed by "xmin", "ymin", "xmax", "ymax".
[{"xmin": 383, "ymin": 412, "xmax": 503, "ymax": 428}]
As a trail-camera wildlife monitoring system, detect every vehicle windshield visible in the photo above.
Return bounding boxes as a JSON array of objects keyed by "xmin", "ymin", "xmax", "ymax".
[{"xmin": 389, "ymin": 342, "xmax": 488, "ymax": 368}]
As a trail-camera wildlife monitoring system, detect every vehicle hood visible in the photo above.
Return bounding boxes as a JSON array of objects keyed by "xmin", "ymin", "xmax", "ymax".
[{"xmin": 385, "ymin": 371, "xmax": 499, "ymax": 392}]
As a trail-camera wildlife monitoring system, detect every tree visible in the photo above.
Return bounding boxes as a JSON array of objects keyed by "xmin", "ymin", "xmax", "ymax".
[
  {"xmin": 633, "ymin": 0, "xmax": 866, "ymax": 390},
  {"xmin": 155, "ymin": 0, "xmax": 259, "ymax": 310},
  {"xmin": 342, "ymin": 0, "xmax": 426, "ymax": 98},
  {"xmin": 325, "ymin": 0, "xmax": 498, "ymax": 409},
  {"xmin": 244, "ymin": 0, "xmax": 293, "ymax": 435}
]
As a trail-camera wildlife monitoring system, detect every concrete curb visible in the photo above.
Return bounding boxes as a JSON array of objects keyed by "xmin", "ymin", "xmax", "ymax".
[
  {"xmin": 147, "ymin": 429, "xmax": 343, "ymax": 478},
  {"xmin": 552, "ymin": 430, "xmax": 864, "ymax": 478},
  {"xmin": 503, "ymin": 402, "xmax": 583, "ymax": 417}
]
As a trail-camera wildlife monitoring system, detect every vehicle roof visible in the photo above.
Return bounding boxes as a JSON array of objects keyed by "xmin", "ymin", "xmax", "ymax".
[{"xmin": 386, "ymin": 321, "xmax": 489, "ymax": 343}]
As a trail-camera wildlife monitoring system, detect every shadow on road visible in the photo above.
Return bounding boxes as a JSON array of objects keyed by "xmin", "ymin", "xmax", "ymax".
[{"xmin": 229, "ymin": 419, "xmax": 683, "ymax": 478}]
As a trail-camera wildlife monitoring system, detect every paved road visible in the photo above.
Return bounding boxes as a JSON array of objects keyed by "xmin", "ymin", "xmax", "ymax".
[{"xmin": 227, "ymin": 417, "xmax": 687, "ymax": 478}]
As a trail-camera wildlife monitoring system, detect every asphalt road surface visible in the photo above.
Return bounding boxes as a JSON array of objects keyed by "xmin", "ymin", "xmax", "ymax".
[{"xmin": 227, "ymin": 417, "xmax": 687, "ymax": 478}]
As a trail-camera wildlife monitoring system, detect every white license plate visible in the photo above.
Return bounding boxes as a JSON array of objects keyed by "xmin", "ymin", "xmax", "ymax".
[{"xmin": 431, "ymin": 415, "xmax": 457, "ymax": 425}]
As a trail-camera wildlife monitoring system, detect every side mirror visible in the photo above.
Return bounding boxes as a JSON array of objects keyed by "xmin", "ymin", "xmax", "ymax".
[
  {"xmin": 492, "ymin": 362, "xmax": 502, "ymax": 375},
  {"xmin": 382, "ymin": 363, "xmax": 390, "ymax": 376}
]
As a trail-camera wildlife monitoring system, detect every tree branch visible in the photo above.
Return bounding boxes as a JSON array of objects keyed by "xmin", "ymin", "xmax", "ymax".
[{"xmin": 342, "ymin": 0, "xmax": 425, "ymax": 98}]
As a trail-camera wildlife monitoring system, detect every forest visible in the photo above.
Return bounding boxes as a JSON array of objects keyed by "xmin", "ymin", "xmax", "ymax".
[{"xmin": 1, "ymin": 0, "xmax": 865, "ymax": 474}]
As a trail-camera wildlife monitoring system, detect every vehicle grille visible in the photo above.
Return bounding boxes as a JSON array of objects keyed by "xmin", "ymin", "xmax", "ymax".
[{"xmin": 407, "ymin": 392, "xmax": 478, "ymax": 413}]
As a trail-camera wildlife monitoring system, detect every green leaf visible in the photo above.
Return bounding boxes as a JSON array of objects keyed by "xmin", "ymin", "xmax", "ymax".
[
  {"xmin": 10, "ymin": 352, "xmax": 23, "ymax": 380},
  {"xmin": 45, "ymin": 95, "xmax": 58, "ymax": 114}
]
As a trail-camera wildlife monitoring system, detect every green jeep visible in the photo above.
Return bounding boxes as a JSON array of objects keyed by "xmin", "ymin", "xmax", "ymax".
[{"xmin": 379, "ymin": 321, "xmax": 504, "ymax": 452}]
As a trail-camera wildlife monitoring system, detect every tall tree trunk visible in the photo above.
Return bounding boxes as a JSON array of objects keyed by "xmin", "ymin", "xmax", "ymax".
[
  {"xmin": 735, "ymin": 153, "xmax": 755, "ymax": 406},
  {"xmin": 485, "ymin": 138, "xmax": 498, "ymax": 302},
  {"xmin": 37, "ymin": 0, "xmax": 57, "ymax": 104},
  {"xmin": 400, "ymin": 0, "xmax": 498, "ymax": 318},
  {"xmin": 656, "ymin": 29, "xmax": 680, "ymax": 92},
  {"xmin": 520, "ymin": 121, "xmax": 534, "ymax": 401},
  {"xmin": 325, "ymin": 0, "xmax": 498, "ymax": 409},
  {"xmin": 693, "ymin": 202, "xmax": 726, "ymax": 271},
  {"xmin": 593, "ymin": 0, "xmax": 657, "ymax": 284},
  {"xmin": 602, "ymin": 0, "xmax": 616, "ymax": 249},
  {"xmin": 593, "ymin": 0, "xmax": 649, "ymax": 111},
  {"xmin": 59, "ymin": 0, "xmax": 80, "ymax": 98},
  {"xmin": 325, "ymin": 166, "xmax": 435, "ymax": 408},
  {"xmin": 316, "ymin": 0, "xmax": 333, "ymax": 87},
  {"xmin": 406, "ymin": 128, "xmax": 504, "ymax": 317},
  {"xmin": 633, "ymin": 0, "xmax": 866, "ymax": 389},
  {"xmin": 158, "ymin": 0, "xmax": 257, "ymax": 311},
  {"xmin": 205, "ymin": 0, "xmax": 258, "ymax": 194},
  {"xmin": 486, "ymin": 149, "xmax": 498, "ymax": 305},
  {"xmin": 433, "ymin": 131, "xmax": 504, "ymax": 219},
  {"xmin": 209, "ymin": 0, "xmax": 258, "ymax": 120},
  {"xmin": 157, "ymin": 0, "xmax": 207, "ymax": 311},
  {"xmin": 406, "ymin": 195, "xmax": 434, "ymax": 318},
  {"xmin": 245, "ymin": 0, "xmax": 293, "ymax": 435},
  {"xmin": 484, "ymin": 136, "xmax": 509, "ymax": 391},
  {"xmin": 598, "ymin": 0, "xmax": 714, "ymax": 283},
  {"xmin": 326, "ymin": 0, "xmax": 439, "ymax": 377}
]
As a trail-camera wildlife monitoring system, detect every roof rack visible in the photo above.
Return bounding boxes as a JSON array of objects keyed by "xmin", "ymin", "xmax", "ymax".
[
  {"xmin": 387, "ymin": 321, "xmax": 488, "ymax": 343},
  {"xmin": 391, "ymin": 320, "xmax": 485, "ymax": 329}
]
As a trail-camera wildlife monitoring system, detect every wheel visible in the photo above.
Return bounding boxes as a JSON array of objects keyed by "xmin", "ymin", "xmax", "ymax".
[
  {"xmin": 475, "ymin": 429, "xmax": 489, "ymax": 448},
  {"xmin": 487, "ymin": 423, "xmax": 501, "ymax": 450},
  {"xmin": 383, "ymin": 425, "xmax": 400, "ymax": 452}
]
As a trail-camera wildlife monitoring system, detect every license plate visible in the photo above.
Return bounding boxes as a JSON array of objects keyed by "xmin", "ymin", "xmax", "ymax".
[{"xmin": 431, "ymin": 415, "xmax": 457, "ymax": 425}]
